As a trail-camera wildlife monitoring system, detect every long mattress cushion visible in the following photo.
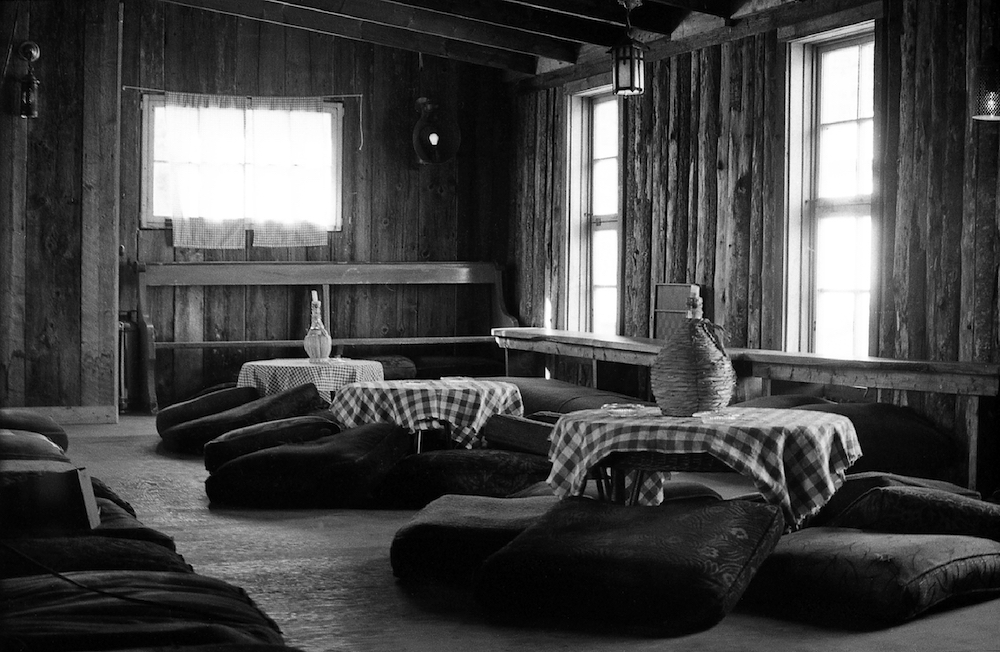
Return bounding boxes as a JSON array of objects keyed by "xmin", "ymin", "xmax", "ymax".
[
  {"xmin": 0, "ymin": 570, "xmax": 286, "ymax": 650},
  {"xmin": 473, "ymin": 496, "xmax": 784, "ymax": 634},
  {"xmin": 156, "ymin": 385, "xmax": 261, "ymax": 435},
  {"xmin": 487, "ymin": 376, "xmax": 652, "ymax": 417},
  {"xmin": 92, "ymin": 497, "xmax": 177, "ymax": 551},
  {"xmin": 743, "ymin": 527, "xmax": 1000, "ymax": 625},
  {"xmin": 0, "ymin": 536, "xmax": 193, "ymax": 579},
  {"xmin": 160, "ymin": 382, "xmax": 328, "ymax": 453},
  {"xmin": 0, "ymin": 428, "xmax": 71, "ymax": 462},
  {"xmin": 374, "ymin": 449, "xmax": 552, "ymax": 510},
  {"xmin": 390, "ymin": 494, "xmax": 559, "ymax": 585},
  {"xmin": 0, "ymin": 408, "xmax": 69, "ymax": 451},
  {"xmin": 478, "ymin": 414, "xmax": 553, "ymax": 457},
  {"xmin": 203, "ymin": 415, "xmax": 341, "ymax": 473},
  {"xmin": 794, "ymin": 402, "xmax": 959, "ymax": 481},
  {"xmin": 205, "ymin": 422, "xmax": 411, "ymax": 508}
]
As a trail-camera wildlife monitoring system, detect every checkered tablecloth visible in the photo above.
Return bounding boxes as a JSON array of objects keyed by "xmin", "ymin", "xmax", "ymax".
[
  {"xmin": 328, "ymin": 379, "xmax": 524, "ymax": 449},
  {"xmin": 237, "ymin": 358, "xmax": 385, "ymax": 404},
  {"xmin": 548, "ymin": 406, "xmax": 861, "ymax": 528}
]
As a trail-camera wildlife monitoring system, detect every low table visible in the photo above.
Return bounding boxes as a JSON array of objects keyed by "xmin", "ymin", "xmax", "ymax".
[
  {"xmin": 328, "ymin": 378, "xmax": 524, "ymax": 450},
  {"xmin": 548, "ymin": 405, "xmax": 861, "ymax": 528},
  {"xmin": 236, "ymin": 358, "xmax": 385, "ymax": 404}
]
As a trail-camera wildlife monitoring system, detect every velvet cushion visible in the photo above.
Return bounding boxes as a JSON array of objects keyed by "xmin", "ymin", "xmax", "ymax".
[
  {"xmin": 390, "ymin": 494, "xmax": 560, "ymax": 585},
  {"xmin": 374, "ymin": 449, "xmax": 553, "ymax": 510},
  {"xmin": 487, "ymin": 376, "xmax": 653, "ymax": 417},
  {"xmin": 411, "ymin": 355, "xmax": 505, "ymax": 379},
  {"xmin": 828, "ymin": 485, "xmax": 1000, "ymax": 541},
  {"xmin": 203, "ymin": 415, "xmax": 341, "ymax": 473},
  {"xmin": 479, "ymin": 414, "xmax": 553, "ymax": 457},
  {"xmin": 91, "ymin": 497, "xmax": 177, "ymax": 551},
  {"xmin": 744, "ymin": 527, "xmax": 1000, "ymax": 624},
  {"xmin": 0, "ymin": 428, "xmax": 70, "ymax": 462},
  {"xmin": 794, "ymin": 402, "xmax": 959, "ymax": 481},
  {"xmin": 368, "ymin": 354, "xmax": 418, "ymax": 380},
  {"xmin": 0, "ymin": 570, "xmax": 287, "ymax": 649},
  {"xmin": 0, "ymin": 536, "xmax": 193, "ymax": 579},
  {"xmin": 474, "ymin": 496, "xmax": 784, "ymax": 634},
  {"xmin": 205, "ymin": 423, "xmax": 412, "ymax": 508},
  {"xmin": 0, "ymin": 408, "xmax": 69, "ymax": 451}
]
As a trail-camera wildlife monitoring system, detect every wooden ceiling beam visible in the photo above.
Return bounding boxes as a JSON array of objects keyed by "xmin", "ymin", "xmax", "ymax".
[
  {"xmin": 155, "ymin": 0, "xmax": 540, "ymax": 73},
  {"xmin": 643, "ymin": 0, "xmax": 735, "ymax": 20},
  {"xmin": 496, "ymin": 0, "xmax": 686, "ymax": 36}
]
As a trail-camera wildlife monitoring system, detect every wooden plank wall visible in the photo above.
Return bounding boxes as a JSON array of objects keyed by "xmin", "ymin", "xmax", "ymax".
[
  {"xmin": 117, "ymin": 0, "xmax": 511, "ymax": 405},
  {"xmin": 0, "ymin": 0, "xmax": 120, "ymax": 423}
]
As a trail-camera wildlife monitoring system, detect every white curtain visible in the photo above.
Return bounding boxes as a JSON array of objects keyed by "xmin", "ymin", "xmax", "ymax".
[{"xmin": 152, "ymin": 93, "xmax": 339, "ymax": 249}]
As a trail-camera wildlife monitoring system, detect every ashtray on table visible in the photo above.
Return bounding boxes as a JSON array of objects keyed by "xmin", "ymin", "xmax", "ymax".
[{"xmin": 601, "ymin": 403, "xmax": 647, "ymax": 418}]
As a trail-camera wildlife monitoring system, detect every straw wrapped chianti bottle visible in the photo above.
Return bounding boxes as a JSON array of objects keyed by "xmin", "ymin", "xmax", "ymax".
[
  {"xmin": 303, "ymin": 290, "xmax": 332, "ymax": 362},
  {"xmin": 650, "ymin": 288, "xmax": 735, "ymax": 416}
]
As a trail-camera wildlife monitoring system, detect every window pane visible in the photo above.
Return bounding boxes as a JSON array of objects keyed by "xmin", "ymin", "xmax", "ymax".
[
  {"xmin": 592, "ymin": 229, "xmax": 618, "ymax": 286},
  {"xmin": 859, "ymin": 42, "xmax": 875, "ymax": 118},
  {"xmin": 591, "ymin": 158, "xmax": 619, "ymax": 216},
  {"xmin": 814, "ymin": 291, "xmax": 857, "ymax": 357},
  {"xmin": 820, "ymin": 46, "xmax": 860, "ymax": 124},
  {"xmin": 816, "ymin": 215, "xmax": 871, "ymax": 291},
  {"xmin": 858, "ymin": 118, "xmax": 873, "ymax": 195},
  {"xmin": 592, "ymin": 100, "xmax": 618, "ymax": 159},
  {"xmin": 592, "ymin": 287, "xmax": 618, "ymax": 335},
  {"xmin": 817, "ymin": 122, "xmax": 859, "ymax": 198}
]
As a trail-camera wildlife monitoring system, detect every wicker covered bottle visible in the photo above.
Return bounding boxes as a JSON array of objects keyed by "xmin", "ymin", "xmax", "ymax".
[
  {"xmin": 303, "ymin": 290, "xmax": 333, "ymax": 362},
  {"xmin": 650, "ymin": 290, "xmax": 735, "ymax": 416}
]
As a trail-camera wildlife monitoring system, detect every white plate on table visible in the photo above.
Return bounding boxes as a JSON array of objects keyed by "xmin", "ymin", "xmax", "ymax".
[{"xmin": 601, "ymin": 403, "xmax": 647, "ymax": 418}]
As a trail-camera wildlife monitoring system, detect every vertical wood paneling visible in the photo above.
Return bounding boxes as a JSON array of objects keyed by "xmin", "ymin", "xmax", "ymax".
[
  {"xmin": 626, "ymin": 62, "xmax": 657, "ymax": 337},
  {"xmin": 695, "ymin": 47, "xmax": 720, "ymax": 290}
]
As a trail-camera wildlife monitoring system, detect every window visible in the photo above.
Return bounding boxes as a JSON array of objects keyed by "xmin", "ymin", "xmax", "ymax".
[
  {"xmin": 786, "ymin": 26, "xmax": 874, "ymax": 357},
  {"xmin": 142, "ymin": 93, "xmax": 344, "ymax": 249},
  {"xmin": 567, "ymin": 91, "xmax": 621, "ymax": 335}
]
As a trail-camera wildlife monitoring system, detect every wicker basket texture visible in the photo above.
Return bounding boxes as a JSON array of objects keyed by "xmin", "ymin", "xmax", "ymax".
[{"xmin": 651, "ymin": 318, "xmax": 736, "ymax": 417}]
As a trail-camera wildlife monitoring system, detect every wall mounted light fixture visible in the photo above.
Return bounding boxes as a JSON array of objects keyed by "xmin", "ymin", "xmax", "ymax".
[
  {"xmin": 412, "ymin": 97, "xmax": 460, "ymax": 164},
  {"xmin": 18, "ymin": 41, "xmax": 40, "ymax": 119},
  {"xmin": 611, "ymin": 0, "xmax": 645, "ymax": 96},
  {"xmin": 973, "ymin": 45, "xmax": 1000, "ymax": 122}
]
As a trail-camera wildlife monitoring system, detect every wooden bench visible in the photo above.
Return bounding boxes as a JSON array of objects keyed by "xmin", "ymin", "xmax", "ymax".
[
  {"xmin": 491, "ymin": 326, "xmax": 1000, "ymax": 492},
  {"xmin": 135, "ymin": 261, "xmax": 517, "ymax": 413}
]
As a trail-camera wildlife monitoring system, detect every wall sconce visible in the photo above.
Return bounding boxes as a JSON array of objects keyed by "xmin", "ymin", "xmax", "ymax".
[
  {"xmin": 973, "ymin": 45, "xmax": 1000, "ymax": 122},
  {"xmin": 18, "ymin": 41, "xmax": 40, "ymax": 119},
  {"xmin": 611, "ymin": 0, "xmax": 645, "ymax": 96},
  {"xmin": 412, "ymin": 97, "xmax": 460, "ymax": 164}
]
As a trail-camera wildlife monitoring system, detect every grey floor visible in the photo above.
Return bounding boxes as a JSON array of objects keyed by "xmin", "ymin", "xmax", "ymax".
[{"xmin": 64, "ymin": 416, "xmax": 1000, "ymax": 652}]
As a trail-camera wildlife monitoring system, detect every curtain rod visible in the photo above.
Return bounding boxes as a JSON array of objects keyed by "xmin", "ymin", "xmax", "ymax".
[{"xmin": 121, "ymin": 86, "xmax": 366, "ymax": 150}]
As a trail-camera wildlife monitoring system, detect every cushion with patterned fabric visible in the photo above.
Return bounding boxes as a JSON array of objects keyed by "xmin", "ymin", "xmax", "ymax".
[{"xmin": 473, "ymin": 496, "xmax": 784, "ymax": 634}]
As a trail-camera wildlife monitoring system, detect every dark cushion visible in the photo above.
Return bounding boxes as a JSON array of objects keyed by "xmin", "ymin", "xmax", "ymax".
[
  {"xmin": 732, "ymin": 393, "xmax": 835, "ymax": 409},
  {"xmin": 0, "ymin": 408, "xmax": 69, "ymax": 451},
  {"xmin": 374, "ymin": 449, "xmax": 553, "ymax": 509},
  {"xmin": 479, "ymin": 414, "xmax": 553, "ymax": 457},
  {"xmin": 205, "ymin": 423, "xmax": 411, "ymax": 508},
  {"xmin": 411, "ymin": 355, "xmax": 505, "ymax": 379},
  {"xmin": 743, "ymin": 527, "xmax": 1000, "ymax": 625},
  {"xmin": 0, "ymin": 454, "xmax": 100, "ymax": 535},
  {"xmin": 0, "ymin": 428, "xmax": 71, "ymax": 462},
  {"xmin": 0, "ymin": 536, "xmax": 193, "ymax": 578},
  {"xmin": 156, "ymin": 385, "xmax": 261, "ymax": 435},
  {"xmin": 390, "ymin": 494, "xmax": 560, "ymax": 585},
  {"xmin": 488, "ymin": 376, "xmax": 652, "ymax": 416},
  {"xmin": 794, "ymin": 402, "xmax": 959, "ymax": 481},
  {"xmin": 828, "ymin": 485, "xmax": 1000, "ymax": 541},
  {"xmin": 368, "ymin": 354, "xmax": 417, "ymax": 380},
  {"xmin": 0, "ymin": 570, "xmax": 287, "ymax": 649},
  {"xmin": 474, "ymin": 496, "xmax": 784, "ymax": 634},
  {"xmin": 203, "ymin": 415, "xmax": 341, "ymax": 473},
  {"xmin": 808, "ymin": 471, "xmax": 981, "ymax": 527},
  {"xmin": 91, "ymin": 497, "xmax": 177, "ymax": 551}
]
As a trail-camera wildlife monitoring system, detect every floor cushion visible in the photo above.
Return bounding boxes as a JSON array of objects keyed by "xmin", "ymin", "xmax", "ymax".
[
  {"xmin": 91, "ymin": 497, "xmax": 177, "ymax": 551},
  {"xmin": 203, "ymin": 415, "xmax": 342, "ymax": 473},
  {"xmin": 159, "ymin": 383, "xmax": 328, "ymax": 453},
  {"xmin": 473, "ymin": 496, "xmax": 784, "ymax": 634},
  {"xmin": 0, "ymin": 428, "xmax": 71, "ymax": 462},
  {"xmin": 0, "ymin": 408, "xmax": 69, "ymax": 451},
  {"xmin": 487, "ymin": 376, "xmax": 653, "ymax": 418},
  {"xmin": 743, "ymin": 527, "xmax": 1000, "ymax": 625},
  {"xmin": 374, "ymin": 449, "xmax": 553, "ymax": 509},
  {"xmin": 368, "ymin": 354, "xmax": 418, "ymax": 380},
  {"xmin": 0, "ymin": 535, "xmax": 193, "ymax": 579},
  {"xmin": 411, "ymin": 354, "xmax": 505, "ymax": 379},
  {"xmin": 794, "ymin": 402, "xmax": 959, "ymax": 481},
  {"xmin": 0, "ymin": 570, "xmax": 287, "ymax": 649},
  {"xmin": 156, "ymin": 385, "xmax": 261, "ymax": 435},
  {"xmin": 479, "ymin": 414, "xmax": 553, "ymax": 457},
  {"xmin": 390, "ymin": 494, "xmax": 560, "ymax": 585},
  {"xmin": 205, "ymin": 422, "xmax": 411, "ymax": 508}
]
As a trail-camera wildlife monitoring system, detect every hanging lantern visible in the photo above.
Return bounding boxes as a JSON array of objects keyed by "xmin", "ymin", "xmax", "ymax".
[
  {"xmin": 973, "ymin": 46, "xmax": 1000, "ymax": 122},
  {"xmin": 17, "ymin": 41, "xmax": 40, "ymax": 119},
  {"xmin": 611, "ymin": 0, "xmax": 645, "ymax": 96}
]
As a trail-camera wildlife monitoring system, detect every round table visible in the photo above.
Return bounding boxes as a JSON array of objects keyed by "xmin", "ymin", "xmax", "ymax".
[{"xmin": 237, "ymin": 358, "xmax": 384, "ymax": 404}]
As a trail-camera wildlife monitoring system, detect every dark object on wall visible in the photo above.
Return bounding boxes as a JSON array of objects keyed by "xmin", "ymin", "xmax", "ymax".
[
  {"xmin": 17, "ymin": 41, "xmax": 40, "ymax": 119},
  {"xmin": 973, "ymin": 45, "xmax": 1000, "ymax": 121},
  {"xmin": 412, "ymin": 97, "xmax": 460, "ymax": 164}
]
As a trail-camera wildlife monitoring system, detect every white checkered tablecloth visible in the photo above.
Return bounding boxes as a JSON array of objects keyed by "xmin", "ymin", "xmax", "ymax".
[
  {"xmin": 237, "ymin": 358, "xmax": 385, "ymax": 404},
  {"xmin": 548, "ymin": 406, "xmax": 861, "ymax": 528},
  {"xmin": 328, "ymin": 379, "xmax": 524, "ymax": 449}
]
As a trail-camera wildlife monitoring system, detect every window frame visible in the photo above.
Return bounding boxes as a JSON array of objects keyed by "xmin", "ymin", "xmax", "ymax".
[
  {"xmin": 139, "ymin": 93, "xmax": 345, "ymax": 236},
  {"xmin": 784, "ymin": 23, "xmax": 875, "ymax": 355},
  {"xmin": 566, "ymin": 87, "xmax": 622, "ymax": 335}
]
